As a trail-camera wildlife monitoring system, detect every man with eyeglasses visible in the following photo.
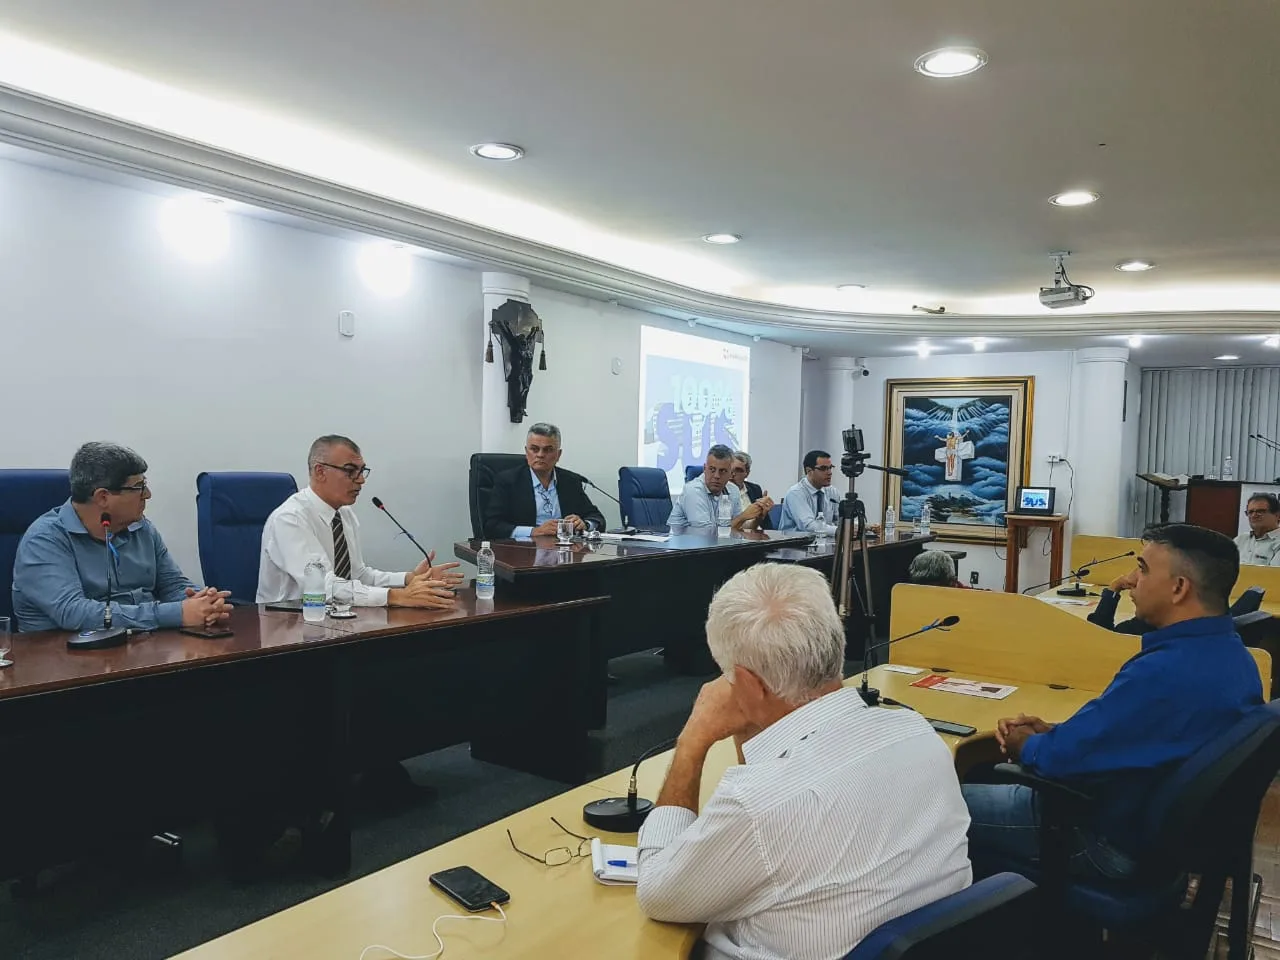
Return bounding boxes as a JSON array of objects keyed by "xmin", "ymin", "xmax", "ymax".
[
  {"xmin": 483, "ymin": 423, "xmax": 606, "ymax": 539},
  {"xmin": 257, "ymin": 435, "xmax": 462, "ymax": 608},
  {"xmin": 1236, "ymin": 493, "xmax": 1280, "ymax": 566},
  {"xmin": 13, "ymin": 441, "xmax": 231, "ymax": 632},
  {"xmin": 777, "ymin": 450, "xmax": 838, "ymax": 535}
]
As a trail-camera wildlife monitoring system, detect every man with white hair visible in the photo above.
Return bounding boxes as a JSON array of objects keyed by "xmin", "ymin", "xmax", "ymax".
[{"xmin": 636, "ymin": 564, "xmax": 971, "ymax": 959}]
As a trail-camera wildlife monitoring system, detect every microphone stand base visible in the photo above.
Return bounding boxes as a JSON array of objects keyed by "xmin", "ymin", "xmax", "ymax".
[
  {"xmin": 583, "ymin": 796, "xmax": 654, "ymax": 833},
  {"xmin": 857, "ymin": 685, "xmax": 882, "ymax": 707},
  {"xmin": 1056, "ymin": 585, "xmax": 1088, "ymax": 597},
  {"xmin": 68, "ymin": 626, "xmax": 130, "ymax": 650}
]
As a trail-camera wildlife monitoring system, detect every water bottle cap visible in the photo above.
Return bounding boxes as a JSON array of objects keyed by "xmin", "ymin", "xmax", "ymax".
[{"xmin": 481, "ymin": 541, "xmax": 491, "ymax": 550}]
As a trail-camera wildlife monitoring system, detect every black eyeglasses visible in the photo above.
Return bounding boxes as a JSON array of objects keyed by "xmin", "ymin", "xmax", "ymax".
[
  {"xmin": 507, "ymin": 817, "xmax": 592, "ymax": 866},
  {"xmin": 112, "ymin": 479, "xmax": 150, "ymax": 494},
  {"xmin": 813, "ymin": 465, "xmax": 835, "ymax": 473},
  {"xmin": 319, "ymin": 462, "xmax": 371, "ymax": 480}
]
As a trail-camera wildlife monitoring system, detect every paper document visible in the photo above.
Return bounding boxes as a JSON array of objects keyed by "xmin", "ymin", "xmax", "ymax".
[
  {"xmin": 882, "ymin": 664, "xmax": 926, "ymax": 675},
  {"xmin": 590, "ymin": 838, "xmax": 638, "ymax": 885},
  {"xmin": 596, "ymin": 532, "xmax": 670, "ymax": 543},
  {"xmin": 1040, "ymin": 596, "xmax": 1091, "ymax": 607},
  {"xmin": 909, "ymin": 674, "xmax": 1017, "ymax": 700}
]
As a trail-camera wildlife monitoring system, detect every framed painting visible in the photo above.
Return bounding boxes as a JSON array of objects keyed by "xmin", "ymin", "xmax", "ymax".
[{"xmin": 883, "ymin": 377, "xmax": 1035, "ymax": 544}]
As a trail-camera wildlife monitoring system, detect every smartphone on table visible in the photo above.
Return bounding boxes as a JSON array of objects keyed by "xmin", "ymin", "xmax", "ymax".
[{"xmin": 429, "ymin": 866, "xmax": 510, "ymax": 912}]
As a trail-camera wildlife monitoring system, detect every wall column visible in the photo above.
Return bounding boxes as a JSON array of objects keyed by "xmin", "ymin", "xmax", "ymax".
[
  {"xmin": 1067, "ymin": 346, "xmax": 1130, "ymax": 536},
  {"xmin": 480, "ymin": 272, "xmax": 531, "ymax": 453}
]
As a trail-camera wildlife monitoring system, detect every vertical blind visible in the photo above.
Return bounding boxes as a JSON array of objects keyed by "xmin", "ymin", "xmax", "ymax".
[{"xmin": 1136, "ymin": 366, "xmax": 1280, "ymax": 531}]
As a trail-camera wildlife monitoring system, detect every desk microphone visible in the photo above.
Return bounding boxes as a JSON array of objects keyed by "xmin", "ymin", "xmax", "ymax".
[
  {"xmin": 576, "ymin": 475, "xmax": 636, "ymax": 533},
  {"xmin": 858, "ymin": 615, "xmax": 959, "ymax": 707},
  {"xmin": 582, "ymin": 737, "xmax": 677, "ymax": 832},
  {"xmin": 67, "ymin": 512, "xmax": 131, "ymax": 650},
  {"xmin": 370, "ymin": 496, "xmax": 430, "ymax": 559},
  {"xmin": 1021, "ymin": 550, "xmax": 1135, "ymax": 597}
]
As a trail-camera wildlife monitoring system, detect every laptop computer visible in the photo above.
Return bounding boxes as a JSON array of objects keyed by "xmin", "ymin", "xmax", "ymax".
[{"xmin": 1012, "ymin": 485, "xmax": 1056, "ymax": 516}]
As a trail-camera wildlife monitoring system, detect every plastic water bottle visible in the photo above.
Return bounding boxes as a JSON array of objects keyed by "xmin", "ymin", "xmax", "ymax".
[
  {"xmin": 884, "ymin": 504, "xmax": 896, "ymax": 535},
  {"xmin": 920, "ymin": 503, "xmax": 932, "ymax": 535},
  {"xmin": 717, "ymin": 494, "xmax": 733, "ymax": 537},
  {"xmin": 1223, "ymin": 455, "xmax": 1235, "ymax": 481},
  {"xmin": 302, "ymin": 555, "xmax": 327, "ymax": 623},
  {"xmin": 476, "ymin": 541, "xmax": 496, "ymax": 599}
]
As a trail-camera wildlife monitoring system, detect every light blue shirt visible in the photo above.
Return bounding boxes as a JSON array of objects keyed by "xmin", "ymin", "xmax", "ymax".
[
  {"xmin": 779, "ymin": 477, "xmax": 837, "ymax": 534},
  {"xmin": 668, "ymin": 477, "xmax": 743, "ymax": 529},
  {"xmin": 514, "ymin": 469, "xmax": 562, "ymax": 539},
  {"xmin": 12, "ymin": 501, "xmax": 197, "ymax": 632}
]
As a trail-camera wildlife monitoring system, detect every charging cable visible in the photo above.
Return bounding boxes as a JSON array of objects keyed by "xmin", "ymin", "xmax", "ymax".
[{"xmin": 359, "ymin": 901, "xmax": 508, "ymax": 959}]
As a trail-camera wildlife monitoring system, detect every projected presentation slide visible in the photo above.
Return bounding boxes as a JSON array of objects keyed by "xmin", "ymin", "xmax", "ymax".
[{"xmin": 638, "ymin": 326, "xmax": 750, "ymax": 493}]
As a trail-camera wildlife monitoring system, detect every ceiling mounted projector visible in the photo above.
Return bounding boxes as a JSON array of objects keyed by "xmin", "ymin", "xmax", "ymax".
[{"xmin": 1039, "ymin": 251, "xmax": 1095, "ymax": 309}]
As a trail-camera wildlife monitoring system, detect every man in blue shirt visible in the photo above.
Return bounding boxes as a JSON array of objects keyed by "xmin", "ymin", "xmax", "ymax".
[
  {"xmin": 12, "ymin": 442, "xmax": 230, "ymax": 632},
  {"xmin": 778, "ymin": 450, "xmax": 838, "ymax": 534},
  {"xmin": 963, "ymin": 523, "xmax": 1263, "ymax": 880},
  {"xmin": 668, "ymin": 444, "xmax": 772, "ymax": 530}
]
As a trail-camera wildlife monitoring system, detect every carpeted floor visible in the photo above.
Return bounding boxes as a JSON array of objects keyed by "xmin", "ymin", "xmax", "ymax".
[{"xmin": 0, "ymin": 650, "xmax": 711, "ymax": 960}]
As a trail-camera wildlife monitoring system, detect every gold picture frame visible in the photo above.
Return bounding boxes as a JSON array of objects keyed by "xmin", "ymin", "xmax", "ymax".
[{"xmin": 883, "ymin": 376, "xmax": 1035, "ymax": 544}]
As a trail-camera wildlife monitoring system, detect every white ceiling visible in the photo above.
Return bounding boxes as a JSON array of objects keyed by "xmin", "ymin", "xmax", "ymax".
[{"xmin": 1, "ymin": 1, "xmax": 1279, "ymax": 334}]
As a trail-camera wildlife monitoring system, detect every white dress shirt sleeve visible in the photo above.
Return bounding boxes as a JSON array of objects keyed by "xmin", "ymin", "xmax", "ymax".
[
  {"xmin": 264, "ymin": 511, "xmax": 406, "ymax": 607},
  {"xmin": 636, "ymin": 782, "xmax": 776, "ymax": 924}
]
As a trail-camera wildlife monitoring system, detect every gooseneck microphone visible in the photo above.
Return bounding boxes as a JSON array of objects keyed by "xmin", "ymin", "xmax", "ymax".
[
  {"xmin": 1020, "ymin": 550, "xmax": 1136, "ymax": 597},
  {"xmin": 576, "ymin": 475, "xmax": 635, "ymax": 533},
  {"xmin": 582, "ymin": 737, "xmax": 677, "ymax": 832},
  {"xmin": 370, "ymin": 496, "xmax": 430, "ymax": 559},
  {"xmin": 858, "ymin": 615, "xmax": 960, "ymax": 707},
  {"xmin": 67, "ymin": 511, "xmax": 131, "ymax": 650}
]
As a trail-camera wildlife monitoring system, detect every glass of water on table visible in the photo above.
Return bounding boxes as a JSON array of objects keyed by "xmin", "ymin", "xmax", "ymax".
[{"xmin": 0, "ymin": 616, "xmax": 12, "ymax": 668}]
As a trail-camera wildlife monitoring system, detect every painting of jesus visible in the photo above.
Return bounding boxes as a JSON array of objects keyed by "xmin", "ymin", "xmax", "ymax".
[{"xmin": 884, "ymin": 377, "xmax": 1034, "ymax": 544}]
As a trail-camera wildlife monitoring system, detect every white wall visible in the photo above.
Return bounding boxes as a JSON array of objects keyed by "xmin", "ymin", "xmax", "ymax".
[
  {"xmin": 843, "ymin": 350, "xmax": 1076, "ymax": 591},
  {"xmin": 0, "ymin": 157, "xmax": 804, "ymax": 577},
  {"xmin": 479, "ymin": 288, "xmax": 804, "ymax": 524}
]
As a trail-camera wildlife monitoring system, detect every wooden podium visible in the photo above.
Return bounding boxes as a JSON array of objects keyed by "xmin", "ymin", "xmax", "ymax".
[
  {"xmin": 1185, "ymin": 478, "xmax": 1244, "ymax": 536},
  {"xmin": 1003, "ymin": 513, "xmax": 1066, "ymax": 593}
]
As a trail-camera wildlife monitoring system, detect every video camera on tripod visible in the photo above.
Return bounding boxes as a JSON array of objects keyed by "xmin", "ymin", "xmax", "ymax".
[{"xmin": 840, "ymin": 426, "xmax": 872, "ymax": 479}]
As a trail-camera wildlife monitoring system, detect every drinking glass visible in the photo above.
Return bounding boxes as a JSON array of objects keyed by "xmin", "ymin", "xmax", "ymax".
[
  {"xmin": 0, "ymin": 616, "xmax": 12, "ymax": 668},
  {"xmin": 556, "ymin": 518, "xmax": 575, "ymax": 545}
]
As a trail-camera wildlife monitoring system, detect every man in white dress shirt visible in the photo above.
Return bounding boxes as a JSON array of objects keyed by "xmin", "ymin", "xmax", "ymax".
[
  {"xmin": 257, "ymin": 435, "xmax": 461, "ymax": 607},
  {"xmin": 637, "ymin": 564, "xmax": 972, "ymax": 960},
  {"xmin": 1237, "ymin": 493, "xmax": 1280, "ymax": 566}
]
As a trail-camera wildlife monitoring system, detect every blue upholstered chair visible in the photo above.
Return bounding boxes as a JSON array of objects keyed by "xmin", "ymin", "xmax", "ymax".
[
  {"xmin": 617, "ymin": 467, "xmax": 672, "ymax": 529},
  {"xmin": 684, "ymin": 464, "xmax": 702, "ymax": 483},
  {"xmin": 0, "ymin": 469, "xmax": 71, "ymax": 623},
  {"xmin": 845, "ymin": 872, "xmax": 1038, "ymax": 959},
  {"xmin": 196, "ymin": 472, "xmax": 298, "ymax": 604},
  {"xmin": 768, "ymin": 503, "xmax": 784, "ymax": 528},
  {"xmin": 989, "ymin": 699, "xmax": 1280, "ymax": 959}
]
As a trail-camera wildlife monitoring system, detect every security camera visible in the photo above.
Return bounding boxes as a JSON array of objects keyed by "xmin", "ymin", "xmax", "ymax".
[
  {"xmin": 860, "ymin": 366, "xmax": 870, "ymax": 377},
  {"xmin": 854, "ymin": 358, "xmax": 871, "ymax": 378}
]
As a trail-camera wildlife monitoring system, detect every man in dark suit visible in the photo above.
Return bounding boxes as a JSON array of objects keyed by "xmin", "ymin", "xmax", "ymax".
[
  {"xmin": 730, "ymin": 450, "xmax": 772, "ymax": 530},
  {"xmin": 484, "ymin": 422, "xmax": 606, "ymax": 539}
]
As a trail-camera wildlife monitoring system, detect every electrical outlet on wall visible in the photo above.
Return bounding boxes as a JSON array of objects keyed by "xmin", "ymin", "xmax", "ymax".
[
  {"xmin": 1046, "ymin": 453, "xmax": 1066, "ymax": 463},
  {"xmin": 970, "ymin": 571, "xmax": 980, "ymax": 585}
]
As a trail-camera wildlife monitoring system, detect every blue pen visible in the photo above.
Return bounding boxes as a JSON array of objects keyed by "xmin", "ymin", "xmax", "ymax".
[{"xmin": 607, "ymin": 859, "xmax": 636, "ymax": 868}]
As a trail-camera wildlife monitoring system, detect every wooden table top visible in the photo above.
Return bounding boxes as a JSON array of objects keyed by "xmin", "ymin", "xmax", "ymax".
[
  {"xmin": 454, "ymin": 527, "xmax": 814, "ymax": 576},
  {"xmin": 0, "ymin": 590, "xmax": 607, "ymax": 701},
  {"xmin": 764, "ymin": 530, "xmax": 934, "ymax": 562},
  {"xmin": 176, "ymin": 663, "xmax": 1094, "ymax": 960}
]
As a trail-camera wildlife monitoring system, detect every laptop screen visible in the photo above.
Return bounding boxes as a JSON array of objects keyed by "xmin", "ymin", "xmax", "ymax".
[{"xmin": 1017, "ymin": 486, "xmax": 1055, "ymax": 512}]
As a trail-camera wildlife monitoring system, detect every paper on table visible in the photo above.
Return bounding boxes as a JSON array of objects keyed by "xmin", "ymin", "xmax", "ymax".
[
  {"xmin": 909, "ymin": 674, "xmax": 1017, "ymax": 700},
  {"xmin": 590, "ymin": 837, "xmax": 638, "ymax": 885},
  {"xmin": 1041, "ymin": 596, "xmax": 1091, "ymax": 606},
  {"xmin": 596, "ymin": 533, "xmax": 670, "ymax": 543},
  {"xmin": 882, "ymin": 664, "xmax": 926, "ymax": 675}
]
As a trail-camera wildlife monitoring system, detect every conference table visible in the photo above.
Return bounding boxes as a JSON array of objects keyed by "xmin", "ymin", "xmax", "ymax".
[
  {"xmin": 454, "ymin": 528, "xmax": 933, "ymax": 678},
  {"xmin": 174, "ymin": 664, "xmax": 1095, "ymax": 960},
  {"xmin": 0, "ymin": 591, "xmax": 605, "ymax": 880}
]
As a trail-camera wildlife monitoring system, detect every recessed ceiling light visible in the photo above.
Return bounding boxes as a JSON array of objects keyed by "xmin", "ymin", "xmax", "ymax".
[
  {"xmin": 1127, "ymin": 335, "xmax": 1143, "ymax": 348},
  {"xmin": 836, "ymin": 283, "xmax": 866, "ymax": 292},
  {"xmin": 469, "ymin": 142, "xmax": 524, "ymax": 161},
  {"xmin": 1049, "ymin": 190, "xmax": 1100, "ymax": 207},
  {"xmin": 702, "ymin": 233, "xmax": 742, "ymax": 245},
  {"xmin": 1215, "ymin": 355, "xmax": 1240, "ymax": 361},
  {"xmin": 970, "ymin": 337, "xmax": 987, "ymax": 352},
  {"xmin": 914, "ymin": 47, "xmax": 988, "ymax": 78},
  {"xmin": 916, "ymin": 342, "xmax": 932, "ymax": 358},
  {"xmin": 1115, "ymin": 259, "xmax": 1156, "ymax": 272},
  {"xmin": 1264, "ymin": 336, "xmax": 1280, "ymax": 348}
]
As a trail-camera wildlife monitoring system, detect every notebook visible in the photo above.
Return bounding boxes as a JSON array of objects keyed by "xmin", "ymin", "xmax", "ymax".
[{"xmin": 590, "ymin": 837, "xmax": 638, "ymax": 885}]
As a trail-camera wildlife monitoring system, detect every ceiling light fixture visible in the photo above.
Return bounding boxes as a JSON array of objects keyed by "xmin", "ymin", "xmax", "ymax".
[
  {"xmin": 916, "ymin": 342, "xmax": 932, "ymax": 358},
  {"xmin": 970, "ymin": 337, "xmax": 987, "ymax": 352},
  {"xmin": 1115, "ymin": 259, "xmax": 1156, "ymax": 272},
  {"xmin": 914, "ymin": 47, "xmax": 988, "ymax": 78},
  {"xmin": 469, "ymin": 142, "xmax": 524, "ymax": 161},
  {"xmin": 836, "ymin": 283, "xmax": 866, "ymax": 292},
  {"xmin": 1049, "ymin": 190, "xmax": 1100, "ymax": 207},
  {"xmin": 702, "ymin": 233, "xmax": 742, "ymax": 245},
  {"xmin": 1265, "ymin": 336, "xmax": 1280, "ymax": 348},
  {"xmin": 1215, "ymin": 355, "xmax": 1240, "ymax": 361},
  {"xmin": 1127, "ymin": 335, "xmax": 1143, "ymax": 348}
]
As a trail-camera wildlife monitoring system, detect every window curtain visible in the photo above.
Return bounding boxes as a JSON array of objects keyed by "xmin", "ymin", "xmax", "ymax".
[{"xmin": 1136, "ymin": 367, "xmax": 1280, "ymax": 532}]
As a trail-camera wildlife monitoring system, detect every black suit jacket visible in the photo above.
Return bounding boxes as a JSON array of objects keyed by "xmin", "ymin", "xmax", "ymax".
[
  {"xmin": 743, "ymin": 480, "xmax": 772, "ymax": 530},
  {"xmin": 483, "ymin": 466, "xmax": 606, "ymax": 539}
]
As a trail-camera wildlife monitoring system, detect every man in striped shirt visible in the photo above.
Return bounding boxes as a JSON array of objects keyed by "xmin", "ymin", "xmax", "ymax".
[{"xmin": 637, "ymin": 564, "xmax": 972, "ymax": 960}]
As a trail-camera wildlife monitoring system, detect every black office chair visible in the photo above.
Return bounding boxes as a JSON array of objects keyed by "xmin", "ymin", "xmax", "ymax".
[
  {"xmin": 1231, "ymin": 586, "xmax": 1266, "ymax": 617},
  {"xmin": 467, "ymin": 453, "xmax": 527, "ymax": 538},
  {"xmin": 988, "ymin": 700, "xmax": 1280, "ymax": 959}
]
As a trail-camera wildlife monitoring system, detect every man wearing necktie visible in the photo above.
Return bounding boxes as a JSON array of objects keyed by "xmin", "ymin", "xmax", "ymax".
[{"xmin": 778, "ymin": 451, "xmax": 839, "ymax": 535}]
